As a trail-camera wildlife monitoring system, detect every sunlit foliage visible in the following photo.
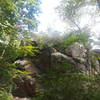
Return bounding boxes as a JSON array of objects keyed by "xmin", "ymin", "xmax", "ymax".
[{"xmin": 0, "ymin": 0, "xmax": 40, "ymax": 99}]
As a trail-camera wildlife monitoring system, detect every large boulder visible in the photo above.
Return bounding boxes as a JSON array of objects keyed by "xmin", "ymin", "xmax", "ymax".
[
  {"xmin": 13, "ymin": 59, "xmax": 40, "ymax": 97},
  {"xmin": 34, "ymin": 46, "xmax": 57, "ymax": 71},
  {"xmin": 65, "ymin": 43, "xmax": 100, "ymax": 74},
  {"xmin": 13, "ymin": 75, "xmax": 37, "ymax": 97},
  {"xmin": 32, "ymin": 44, "xmax": 100, "ymax": 74},
  {"xmin": 51, "ymin": 51, "xmax": 76, "ymax": 66},
  {"xmin": 65, "ymin": 43, "xmax": 87, "ymax": 61},
  {"xmin": 34, "ymin": 46, "xmax": 76, "ymax": 70},
  {"xmin": 15, "ymin": 59, "xmax": 40, "ymax": 74}
]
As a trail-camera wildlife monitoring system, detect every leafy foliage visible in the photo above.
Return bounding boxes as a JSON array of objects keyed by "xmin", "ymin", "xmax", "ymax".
[
  {"xmin": 0, "ymin": 89, "xmax": 13, "ymax": 100},
  {"xmin": 15, "ymin": 0, "xmax": 41, "ymax": 31},
  {"xmin": 57, "ymin": 0, "xmax": 96, "ymax": 23},
  {"xmin": 63, "ymin": 32, "xmax": 89, "ymax": 47},
  {"xmin": 0, "ymin": 0, "xmax": 40, "ymax": 99},
  {"xmin": 34, "ymin": 63, "xmax": 100, "ymax": 100},
  {"xmin": 17, "ymin": 45, "xmax": 39, "ymax": 57}
]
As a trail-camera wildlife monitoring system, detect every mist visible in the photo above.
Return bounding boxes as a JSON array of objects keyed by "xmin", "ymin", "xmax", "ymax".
[{"xmin": 35, "ymin": 0, "xmax": 100, "ymax": 49}]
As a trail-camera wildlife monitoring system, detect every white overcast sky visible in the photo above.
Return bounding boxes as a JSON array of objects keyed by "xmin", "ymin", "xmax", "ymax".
[
  {"xmin": 37, "ymin": 0, "xmax": 100, "ymax": 47},
  {"xmin": 37, "ymin": 0, "xmax": 66, "ymax": 33}
]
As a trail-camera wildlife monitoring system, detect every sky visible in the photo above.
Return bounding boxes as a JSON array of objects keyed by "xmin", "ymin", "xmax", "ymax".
[
  {"xmin": 37, "ymin": 0, "xmax": 66, "ymax": 33},
  {"xmin": 37, "ymin": 0, "xmax": 100, "ymax": 48}
]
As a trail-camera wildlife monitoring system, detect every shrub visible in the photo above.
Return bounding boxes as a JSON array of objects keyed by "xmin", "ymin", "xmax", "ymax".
[
  {"xmin": 0, "ymin": 90, "xmax": 13, "ymax": 100},
  {"xmin": 35, "ymin": 62, "xmax": 100, "ymax": 100}
]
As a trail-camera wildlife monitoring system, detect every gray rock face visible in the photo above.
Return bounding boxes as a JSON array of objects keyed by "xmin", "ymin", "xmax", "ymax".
[
  {"xmin": 51, "ymin": 52, "xmax": 76, "ymax": 66},
  {"xmin": 13, "ymin": 43, "xmax": 100, "ymax": 98},
  {"xmin": 34, "ymin": 44, "xmax": 100, "ymax": 74},
  {"xmin": 65, "ymin": 43, "xmax": 87, "ymax": 58},
  {"xmin": 71, "ymin": 43, "xmax": 87, "ymax": 58},
  {"xmin": 34, "ymin": 46, "xmax": 76, "ymax": 70},
  {"xmin": 64, "ymin": 43, "xmax": 100, "ymax": 74}
]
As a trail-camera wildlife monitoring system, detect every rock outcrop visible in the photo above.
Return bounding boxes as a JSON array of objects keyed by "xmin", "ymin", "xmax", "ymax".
[
  {"xmin": 65, "ymin": 43, "xmax": 100, "ymax": 74},
  {"xmin": 34, "ymin": 43, "xmax": 100, "ymax": 74},
  {"xmin": 13, "ymin": 42, "xmax": 100, "ymax": 99},
  {"xmin": 13, "ymin": 60, "xmax": 40, "ymax": 98}
]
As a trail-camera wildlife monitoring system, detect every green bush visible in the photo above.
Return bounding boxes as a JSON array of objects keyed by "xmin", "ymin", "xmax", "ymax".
[
  {"xmin": 34, "ymin": 62, "xmax": 100, "ymax": 100},
  {"xmin": 0, "ymin": 90, "xmax": 13, "ymax": 100},
  {"xmin": 17, "ymin": 45, "xmax": 39, "ymax": 58}
]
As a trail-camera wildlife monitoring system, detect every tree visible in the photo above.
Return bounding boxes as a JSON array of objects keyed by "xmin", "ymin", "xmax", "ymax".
[
  {"xmin": 15, "ymin": 0, "xmax": 41, "ymax": 32},
  {"xmin": 57, "ymin": 0, "xmax": 96, "ymax": 31},
  {"xmin": 0, "ymin": 0, "xmax": 40, "ymax": 99}
]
